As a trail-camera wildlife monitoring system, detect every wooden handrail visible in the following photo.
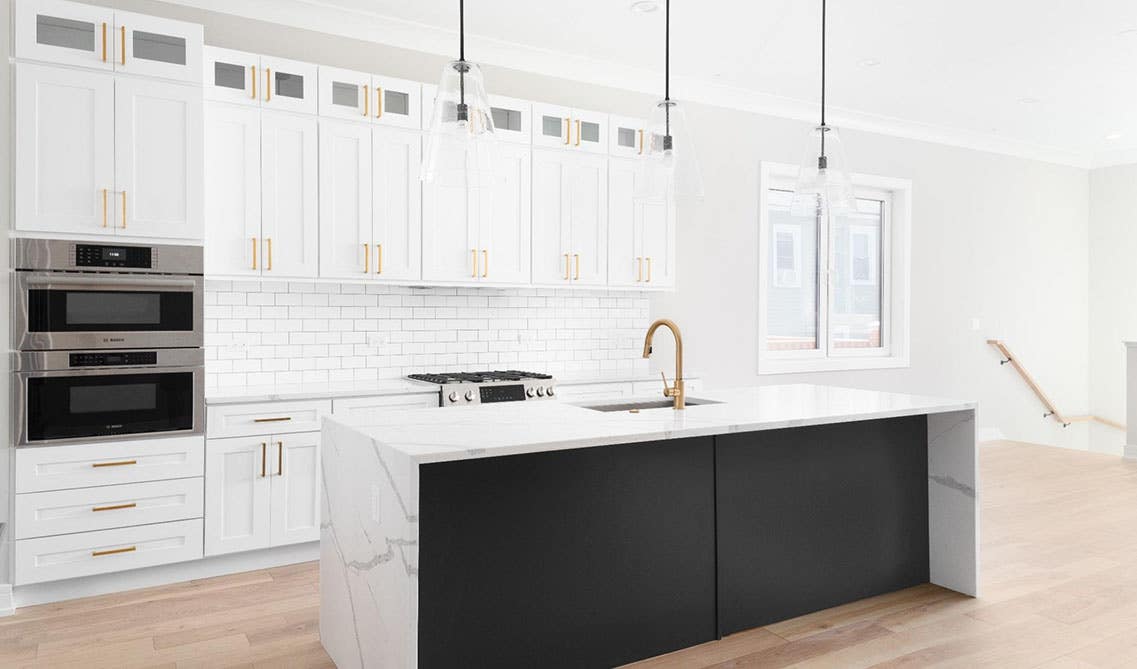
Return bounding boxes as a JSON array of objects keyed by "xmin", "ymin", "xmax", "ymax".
[{"xmin": 987, "ymin": 340, "xmax": 1125, "ymax": 431}]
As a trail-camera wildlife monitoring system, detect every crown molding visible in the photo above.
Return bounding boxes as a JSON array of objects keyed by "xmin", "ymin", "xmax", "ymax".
[{"xmin": 166, "ymin": 0, "xmax": 1095, "ymax": 169}]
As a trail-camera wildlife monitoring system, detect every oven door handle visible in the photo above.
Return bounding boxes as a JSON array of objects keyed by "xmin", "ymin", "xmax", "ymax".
[
  {"xmin": 15, "ymin": 365, "xmax": 205, "ymax": 379},
  {"xmin": 22, "ymin": 276, "xmax": 200, "ymax": 291}
]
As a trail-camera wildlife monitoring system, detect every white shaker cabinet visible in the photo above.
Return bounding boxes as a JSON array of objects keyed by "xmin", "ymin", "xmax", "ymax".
[
  {"xmin": 204, "ymin": 46, "xmax": 260, "ymax": 107},
  {"xmin": 609, "ymin": 158, "xmax": 676, "ymax": 288},
  {"xmin": 204, "ymin": 103, "xmax": 261, "ymax": 275},
  {"xmin": 113, "ymin": 9, "xmax": 203, "ymax": 83},
  {"xmin": 14, "ymin": 63, "xmax": 115, "ymax": 236},
  {"xmin": 260, "ymin": 112, "xmax": 320, "ymax": 278},
  {"xmin": 532, "ymin": 149, "xmax": 608, "ymax": 286},
  {"xmin": 371, "ymin": 126, "xmax": 423, "ymax": 281},
  {"xmin": 267, "ymin": 433, "xmax": 321, "ymax": 547},
  {"xmin": 532, "ymin": 102, "xmax": 606, "ymax": 154},
  {"xmin": 483, "ymin": 142, "xmax": 532, "ymax": 284},
  {"xmin": 319, "ymin": 119, "xmax": 374, "ymax": 279},
  {"xmin": 260, "ymin": 56, "xmax": 318, "ymax": 115},
  {"xmin": 319, "ymin": 66, "xmax": 421, "ymax": 130}
]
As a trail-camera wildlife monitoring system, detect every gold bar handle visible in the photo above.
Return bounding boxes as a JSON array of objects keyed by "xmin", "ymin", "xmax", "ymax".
[
  {"xmin": 482, "ymin": 249, "xmax": 488, "ymax": 278},
  {"xmin": 251, "ymin": 237, "xmax": 258, "ymax": 270},
  {"xmin": 377, "ymin": 243, "xmax": 383, "ymax": 274},
  {"xmin": 363, "ymin": 243, "xmax": 370, "ymax": 274},
  {"xmin": 121, "ymin": 191, "xmax": 127, "ymax": 229},
  {"xmin": 261, "ymin": 443, "xmax": 266, "ymax": 478},
  {"xmin": 636, "ymin": 257, "xmax": 642, "ymax": 282},
  {"xmin": 92, "ymin": 460, "xmax": 137, "ymax": 468},
  {"xmin": 638, "ymin": 129, "xmax": 644, "ymax": 155},
  {"xmin": 575, "ymin": 120, "xmax": 581, "ymax": 147},
  {"xmin": 277, "ymin": 441, "xmax": 284, "ymax": 476},
  {"xmin": 471, "ymin": 249, "xmax": 478, "ymax": 278},
  {"xmin": 564, "ymin": 117, "xmax": 571, "ymax": 145},
  {"xmin": 563, "ymin": 253, "xmax": 570, "ymax": 280},
  {"xmin": 376, "ymin": 87, "xmax": 383, "ymax": 119},
  {"xmin": 266, "ymin": 238, "xmax": 273, "ymax": 271},
  {"xmin": 93, "ymin": 546, "xmax": 136, "ymax": 558},
  {"xmin": 363, "ymin": 84, "xmax": 369, "ymax": 117},
  {"xmin": 647, "ymin": 257, "xmax": 653, "ymax": 282},
  {"xmin": 102, "ymin": 188, "xmax": 108, "ymax": 228},
  {"xmin": 253, "ymin": 416, "xmax": 292, "ymax": 423},
  {"xmin": 101, "ymin": 23, "xmax": 107, "ymax": 62},
  {"xmin": 251, "ymin": 65, "xmax": 256, "ymax": 99},
  {"xmin": 120, "ymin": 26, "xmax": 125, "ymax": 66},
  {"xmin": 574, "ymin": 253, "xmax": 580, "ymax": 280},
  {"xmin": 265, "ymin": 68, "xmax": 271, "ymax": 102},
  {"xmin": 93, "ymin": 503, "xmax": 136, "ymax": 513}
]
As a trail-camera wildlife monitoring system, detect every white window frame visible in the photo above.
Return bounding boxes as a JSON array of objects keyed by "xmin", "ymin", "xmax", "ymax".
[
  {"xmin": 772, "ymin": 223, "xmax": 802, "ymax": 288},
  {"xmin": 848, "ymin": 223, "xmax": 879, "ymax": 286},
  {"xmin": 758, "ymin": 162, "xmax": 911, "ymax": 375}
]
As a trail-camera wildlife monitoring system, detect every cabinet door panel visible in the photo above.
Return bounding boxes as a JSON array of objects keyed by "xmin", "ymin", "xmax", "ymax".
[
  {"xmin": 483, "ymin": 142, "xmax": 531, "ymax": 284},
  {"xmin": 114, "ymin": 10, "xmax": 202, "ymax": 83},
  {"xmin": 373, "ymin": 127, "xmax": 423, "ymax": 281},
  {"xmin": 15, "ymin": 0, "xmax": 114, "ymax": 70},
  {"xmin": 609, "ymin": 115, "xmax": 646, "ymax": 158},
  {"xmin": 422, "ymin": 146, "xmax": 477, "ymax": 283},
  {"xmin": 318, "ymin": 66, "xmax": 370, "ymax": 121},
  {"xmin": 488, "ymin": 94, "xmax": 530, "ymax": 144},
  {"xmin": 532, "ymin": 102, "xmax": 572, "ymax": 150},
  {"xmin": 15, "ymin": 63, "xmax": 115, "ymax": 236},
  {"xmin": 571, "ymin": 108, "xmax": 608, "ymax": 155},
  {"xmin": 607, "ymin": 158, "xmax": 642, "ymax": 287},
  {"xmin": 567, "ymin": 153, "xmax": 608, "ymax": 285},
  {"xmin": 114, "ymin": 77, "xmax": 203, "ymax": 240},
  {"xmin": 204, "ymin": 46, "xmax": 259, "ymax": 107},
  {"xmin": 318, "ymin": 119, "xmax": 373, "ymax": 280},
  {"xmin": 269, "ymin": 433, "xmax": 321, "ymax": 546},
  {"xmin": 531, "ymin": 150, "xmax": 570, "ymax": 285},
  {"xmin": 260, "ymin": 56, "xmax": 317, "ymax": 115},
  {"xmin": 372, "ymin": 75, "xmax": 421, "ymax": 129},
  {"xmin": 204, "ymin": 436, "xmax": 272, "ymax": 556},
  {"xmin": 640, "ymin": 194, "xmax": 676, "ymax": 288},
  {"xmin": 261, "ymin": 112, "xmax": 319, "ymax": 277},
  {"xmin": 204, "ymin": 103, "xmax": 261, "ymax": 275}
]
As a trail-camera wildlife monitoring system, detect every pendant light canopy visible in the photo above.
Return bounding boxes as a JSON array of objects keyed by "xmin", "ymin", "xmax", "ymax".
[
  {"xmin": 791, "ymin": 0, "xmax": 854, "ymax": 217},
  {"xmin": 421, "ymin": 0, "xmax": 496, "ymax": 188},
  {"xmin": 638, "ymin": 0, "xmax": 704, "ymax": 202}
]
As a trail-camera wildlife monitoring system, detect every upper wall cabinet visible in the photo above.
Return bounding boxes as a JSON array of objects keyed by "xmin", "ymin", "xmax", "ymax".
[
  {"xmin": 261, "ymin": 56, "xmax": 318, "ymax": 115},
  {"xmin": 16, "ymin": 0, "xmax": 202, "ymax": 83},
  {"xmin": 531, "ymin": 149, "xmax": 608, "ymax": 286},
  {"xmin": 609, "ymin": 158, "xmax": 675, "ymax": 289},
  {"xmin": 532, "ymin": 102, "xmax": 606, "ymax": 154},
  {"xmin": 205, "ymin": 48, "xmax": 317, "ymax": 114},
  {"xmin": 319, "ymin": 66, "xmax": 421, "ymax": 129},
  {"xmin": 487, "ymin": 94, "xmax": 531, "ymax": 144},
  {"xmin": 609, "ymin": 115, "xmax": 647, "ymax": 158},
  {"xmin": 204, "ymin": 47, "xmax": 259, "ymax": 106}
]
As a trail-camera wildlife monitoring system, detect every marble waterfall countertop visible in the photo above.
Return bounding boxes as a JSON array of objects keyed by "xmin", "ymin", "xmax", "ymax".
[{"xmin": 326, "ymin": 383, "xmax": 976, "ymax": 465}]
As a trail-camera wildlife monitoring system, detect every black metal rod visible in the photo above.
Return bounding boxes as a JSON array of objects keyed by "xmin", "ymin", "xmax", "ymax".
[
  {"xmin": 664, "ymin": 0, "xmax": 671, "ymax": 139},
  {"xmin": 459, "ymin": 0, "xmax": 465, "ymax": 61},
  {"xmin": 820, "ymin": 0, "xmax": 826, "ymax": 160}
]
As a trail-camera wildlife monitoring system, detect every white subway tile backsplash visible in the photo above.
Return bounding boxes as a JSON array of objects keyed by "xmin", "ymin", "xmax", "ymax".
[{"xmin": 205, "ymin": 280, "xmax": 651, "ymax": 388}]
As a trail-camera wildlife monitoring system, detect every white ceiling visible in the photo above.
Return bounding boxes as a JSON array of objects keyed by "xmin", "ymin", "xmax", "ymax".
[{"xmin": 178, "ymin": 0, "xmax": 1137, "ymax": 167}]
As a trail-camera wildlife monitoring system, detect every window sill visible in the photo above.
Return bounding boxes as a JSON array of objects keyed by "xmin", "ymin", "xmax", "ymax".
[{"xmin": 758, "ymin": 354, "xmax": 910, "ymax": 375}]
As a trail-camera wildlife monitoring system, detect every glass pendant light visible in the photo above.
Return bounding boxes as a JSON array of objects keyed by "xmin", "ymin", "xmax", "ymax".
[
  {"xmin": 421, "ymin": 0, "xmax": 496, "ymax": 189},
  {"xmin": 791, "ymin": 0, "xmax": 854, "ymax": 217},
  {"xmin": 637, "ymin": 0, "xmax": 704, "ymax": 202}
]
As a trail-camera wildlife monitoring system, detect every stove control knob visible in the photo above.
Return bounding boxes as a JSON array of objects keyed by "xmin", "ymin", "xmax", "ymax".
[
  {"xmin": 464, "ymin": 390, "xmax": 475, "ymax": 402},
  {"xmin": 526, "ymin": 387, "xmax": 536, "ymax": 398},
  {"xmin": 536, "ymin": 387, "xmax": 545, "ymax": 397},
  {"xmin": 448, "ymin": 392, "xmax": 458, "ymax": 403},
  {"xmin": 546, "ymin": 386, "xmax": 555, "ymax": 397}
]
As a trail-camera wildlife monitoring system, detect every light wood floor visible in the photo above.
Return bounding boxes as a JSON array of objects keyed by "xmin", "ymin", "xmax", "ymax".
[{"xmin": 5, "ymin": 440, "xmax": 1137, "ymax": 668}]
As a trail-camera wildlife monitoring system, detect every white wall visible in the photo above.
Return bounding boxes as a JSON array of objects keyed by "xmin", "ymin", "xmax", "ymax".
[{"xmin": 1088, "ymin": 164, "xmax": 1137, "ymax": 454}]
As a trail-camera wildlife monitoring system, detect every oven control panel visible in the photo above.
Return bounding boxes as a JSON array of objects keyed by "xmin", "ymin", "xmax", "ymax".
[
  {"xmin": 75, "ymin": 244, "xmax": 153, "ymax": 269},
  {"xmin": 69, "ymin": 351, "xmax": 159, "ymax": 367},
  {"xmin": 442, "ymin": 380, "xmax": 556, "ymax": 406}
]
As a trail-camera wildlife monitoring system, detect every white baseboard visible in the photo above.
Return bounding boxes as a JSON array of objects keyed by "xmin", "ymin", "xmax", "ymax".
[
  {"xmin": 978, "ymin": 427, "xmax": 1006, "ymax": 443},
  {"xmin": 12, "ymin": 542, "xmax": 319, "ymax": 609},
  {"xmin": 0, "ymin": 584, "xmax": 13, "ymax": 617},
  {"xmin": 1124, "ymin": 445, "xmax": 1137, "ymax": 460}
]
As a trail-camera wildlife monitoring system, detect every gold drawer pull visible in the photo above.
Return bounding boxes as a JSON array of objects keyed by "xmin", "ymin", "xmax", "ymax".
[
  {"xmin": 251, "ymin": 65, "xmax": 256, "ymax": 99},
  {"xmin": 101, "ymin": 23, "xmax": 107, "ymax": 62},
  {"xmin": 265, "ymin": 68, "xmax": 271, "ymax": 102},
  {"xmin": 647, "ymin": 257, "xmax": 653, "ymax": 282},
  {"xmin": 121, "ymin": 191, "xmax": 127, "ymax": 229},
  {"xmin": 277, "ymin": 441, "xmax": 284, "ymax": 476},
  {"xmin": 375, "ymin": 87, "xmax": 384, "ymax": 119},
  {"xmin": 574, "ymin": 253, "xmax": 580, "ymax": 280},
  {"xmin": 102, "ymin": 188, "xmax": 108, "ymax": 228},
  {"xmin": 251, "ymin": 237, "xmax": 258, "ymax": 270},
  {"xmin": 92, "ymin": 460, "xmax": 137, "ymax": 468},
  {"xmin": 377, "ymin": 243, "xmax": 383, "ymax": 274},
  {"xmin": 266, "ymin": 237, "xmax": 273, "ymax": 271},
  {"xmin": 261, "ymin": 442, "xmax": 267, "ymax": 478},
  {"xmin": 120, "ymin": 26, "xmax": 126, "ymax": 66},
  {"xmin": 563, "ymin": 253, "xmax": 570, "ymax": 280},
  {"xmin": 636, "ymin": 257, "xmax": 643, "ymax": 282},
  {"xmin": 253, "ymin": 416, "xmax": 292, "ymax": 423},
  {"xmin": 563, "ymin": 117, "xmax": 571, "ymax": 145},
  {"xmin": 575, "ymin": 119, "xmax": 581, "ymax": 147},
  {"xmin": 482, "ymin": 249, "xmax": 488, "ymax": 278},
  {"xmin": 363, "ymin": 243, "xmax": 370, "ymax": 273},
  {"xmin": 638, "ymin": 128, "xmax": 644, "ymax": 154},
  {"xmin": 471, "ymin": 249, "xmax": 478, "ymax": 278},
  {"xmin": 363, "ymin": 84, "xmax": 369, "ymax": 117},
  {"xmin": 93, "ymin": 503, "xmax": 137, "ymax": 513},
  {"xmin": 93, "ymin": 546, "xmax": 135, "ymax": 558}
]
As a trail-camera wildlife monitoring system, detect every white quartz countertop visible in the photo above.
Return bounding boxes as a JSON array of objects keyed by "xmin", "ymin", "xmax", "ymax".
[
  {"xmin": 204, "ymin": 370, "xmax": 696, "ymax": 404},
  {"xmin": 327, "ymin": 383, "xmax": 976, "ymax": 464}
]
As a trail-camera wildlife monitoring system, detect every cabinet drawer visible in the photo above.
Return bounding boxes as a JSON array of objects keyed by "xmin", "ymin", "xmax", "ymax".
[
  {"xmin": 15, "ymin": 518, "xmax": 204, "ymax": 585},
  {"xmin": 16, "ymin": 436, "xmax": 205, "ymax": 494},
  {"xmin": 15, "ymin": 478, "xmax": 204, "ymax": 540},
  {"xmin": 332, "ymin": 393, "xmax": 439, "ymax": 419},
  {"xmin": 207, "ymin": 399, "xmax": 331, "ymax": 438}
]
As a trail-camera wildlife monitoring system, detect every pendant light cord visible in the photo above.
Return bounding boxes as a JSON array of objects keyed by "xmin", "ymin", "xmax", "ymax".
[
  {"xmin": 664, "ymin": 0, "xmax": 671, "ymax": 138},
  {"xmin": 820, "ymin": 0, "xmax": 826, "ymax": 160},
  {"xmin": 458, "ymin": 0, "xmax": 466, "ymax": 109}
]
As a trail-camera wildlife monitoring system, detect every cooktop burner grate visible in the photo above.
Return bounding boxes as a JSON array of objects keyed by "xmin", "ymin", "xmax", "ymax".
[{"xmin": 407, "ymin": 370, "xmax": 554, "ymax": 385}]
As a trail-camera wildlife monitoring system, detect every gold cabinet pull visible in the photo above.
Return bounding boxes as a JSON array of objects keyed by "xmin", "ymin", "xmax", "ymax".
[
  {"xmin": 563, "ymin": 117, "xmax": 571, "ymax": 145},
  {"xmin": 121, "ymin": 191, "xmax": 127, "ymax": 228},
  {"xmin": 101, "ymin": 23, "xmax": 107, "ymax": 62},
  {"xmin": 375, "ymin": 87, "xmax": 383, "ymax": 119},
  {"xmin": 277, "ymin": 441, "xmax": 284, "ymax": 476},
  {"xmin": 93, "ymin": 546, "xmax": 135, "ymax": 558},
  {"xmin": 574, "ymin": 253, "xmax": 580, "ymax": 280},
  {"xmin": 471, "ymin": 249, "xmax": 478, "ymax": 277},
  {"xmin": 636, "ymin": 257, "xmax": 643, "ymax": 282},
  {"xmin": 93, "ymin": 503, "xmax": 136, "ymax": 513},
  {"xmin": 102, "ymin": 188, "xmax": 108, "ymax": 228},
  {"xmin": 251, "ymin": 237, "xmax": 258, "ymax": 270},
  {"xmin": 563, "ymin": 253, "xmax": 570, "ymax": 280},
  {"xmin": 266, "ymin": 238, "xmax": 273, "ymax": 270},
  {"xmin": 260, "ymin": 443, "xmax": 267, "ymax": 478},
  {"xmin": 251, "ymin": 65, "xmax": 257, "ymax": 99},
  {"xmin": 377, "ymin": 243, "xmax": 383, "ymax": 274},
  {"xmin": 120, "ymin": 26, "xmax": 126, "ymax": 66},
  {"xmin": 575, "ymin": 120, "xmax": 582, "ymax": 147},
  {"xmin": 363, "ymin": 84, "xmax": 369, "ymax": 116},
  {"xmin": 92, "ymin": 460, "xmax": 136, "ymax": 468},
  {"xmin": 363, "ymin": 243, "xmax": 370, "ymax": 273},
  {"xmin": 265, "ymin": 68, "xmax": 271, "ymax": 102},
  {"xmin": 253, "ymin": 416, "xmax": 292, "ymax": 423},
  {"xmin": 638, "ymin": 129, "xmax": 644, "ymax": 155},
  {"xmin": 482, "ymin": 249, "xmax": 488, "ymax": 278},
  {"xmin": 647, "ymin": 257, "xmax": 653, "ymax": 282}
]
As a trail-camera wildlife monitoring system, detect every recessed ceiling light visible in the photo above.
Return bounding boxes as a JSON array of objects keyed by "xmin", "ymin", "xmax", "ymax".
[
  {"xmin": 630, "ymin": 0, "xmax": 660, "ymax": 14},
  {"xmin": 1018, "ymin": 97, "xmax": 1040, "ymax": 104},
  {"xmin": 858, "ymin": 59, "xmax": 881, "ymax": 67},
  {"xmin": 1106, "ymin": 132, "xmax": 1123, "ymax": 141}
]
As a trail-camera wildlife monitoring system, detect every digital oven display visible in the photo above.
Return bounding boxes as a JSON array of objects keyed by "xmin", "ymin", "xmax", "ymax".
[{"xmin": 480, "ymin": 384, "xmax": 526, "ymax": 403}]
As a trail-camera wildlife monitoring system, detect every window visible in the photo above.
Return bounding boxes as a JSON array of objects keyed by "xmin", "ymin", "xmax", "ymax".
[{"xmin": 758, "ymin": 162, "xmax": 911, "ymax": 374}]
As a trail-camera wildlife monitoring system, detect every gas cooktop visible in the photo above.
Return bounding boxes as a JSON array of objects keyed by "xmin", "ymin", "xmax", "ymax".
[{"xmin": 407, "ymin": 370, "xmax": 557, "ymax": 406}]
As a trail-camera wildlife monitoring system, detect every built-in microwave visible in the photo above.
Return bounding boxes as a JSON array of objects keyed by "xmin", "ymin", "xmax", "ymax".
[
  {"xmin": 11, "ymin": 239, "xmax": 203, "ymax": 351},
  {"xmin": 12, "ymin": 349, "xmax": 205, "ymax": 447}
]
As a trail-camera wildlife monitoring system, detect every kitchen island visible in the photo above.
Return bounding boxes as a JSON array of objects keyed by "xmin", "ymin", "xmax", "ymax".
[{"xmin": 319, "ymin": 384, "xmax": 978, "ymax": 669}]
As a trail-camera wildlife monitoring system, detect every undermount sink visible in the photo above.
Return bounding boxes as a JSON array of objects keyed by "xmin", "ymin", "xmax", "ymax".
[{"xmin": 582, "ymin": 398, "xmax": 722, "ymax": 413}]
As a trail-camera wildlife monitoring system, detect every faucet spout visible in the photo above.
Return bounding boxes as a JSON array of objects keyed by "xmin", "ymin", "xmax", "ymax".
[{"xmin": 642, "ymin": 319, "xmax": 685, "ymax": 410}]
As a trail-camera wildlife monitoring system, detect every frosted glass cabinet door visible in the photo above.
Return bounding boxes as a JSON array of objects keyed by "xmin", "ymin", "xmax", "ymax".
[
  {"xmin": 268, "ymin": 433, "xmax": 322, "ymax": 547},
  {"xmin": 609, "ymin": 115, "xmax": 646, "ymax": 158},
  {"xmin": 15, "ymin": 63, "xmax": 115, "ymax": 236},
  {"xmin": 204, "ymin": 46, "xmax": 260, "ymax": 107},
  {"xmin": 488, "ymin": 94, "xmax": 531, "ymax": 145},
  {"xmin": 318, "ymin": 66, "xmax": 370, "ymax": 121},
  {"xmin": 204, "ymin": 436, "xmax": 272, "ymax": 556},
  {"xmin": 532, "ymin": 102, "xmax": 572, "ymax": 150},
  {"xmin": 371, "ymin": 75, "xmax": 421, "ymax": 129},
  {"xmin": 114, "ymin": 77, "xmax": 204, "ymax": 240},
  {"xmin": 571, "ymin": 108, "xmax": 608, "ymax": 155},
  {"xmin": 318, "ymin": 119, "xmax": 374, "ymax": 280},
  {"xmin": 114, "ymin": 10, "xmax": 202, "ymax": 83},
  {"xmin": 260, "ymin": 56, "xmax": 317, "ymax": 115},
  {"xmin": 261, "ymin": 112, "xmax": 319, "ymax": 277},
  {"xmin": 482, "ymin": 142, "xmax": 531, "ymax": 284},
  {"xmin": 531, "ymin": 149, "xmax": 572, "ymax": 285},
  {"xmin": 15, "ymin": 0, "xmax": 114, "ymax": 70},
  {"xmin": 372, "ymin": 127, "xmax": 423, "ymax": 281},
  {"xmin": 204, "ymin": 102, "xmax": 261, "ymax": 276}
]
